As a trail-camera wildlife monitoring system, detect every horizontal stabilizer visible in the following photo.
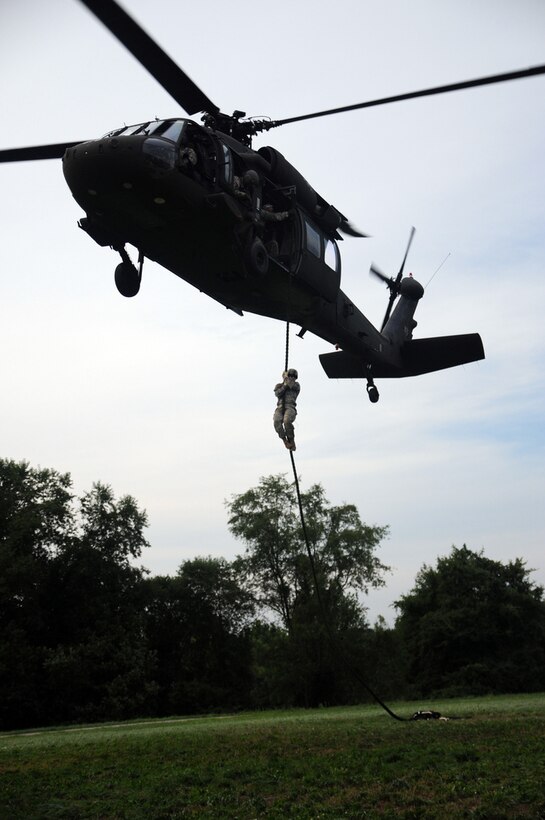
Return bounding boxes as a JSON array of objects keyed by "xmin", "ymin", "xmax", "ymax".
[
  {"xmin": 319, "ymin": 333, "xmax": 484, "ymax": 380},
  {"xmin": 399, "ymin": 333, "xmax": 485, "ymax": 376}
]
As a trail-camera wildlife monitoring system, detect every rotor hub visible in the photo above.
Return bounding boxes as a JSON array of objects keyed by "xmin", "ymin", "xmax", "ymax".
[{"xmin": 400, "ymin": 276, "xmax": 424, "ymax": 300}]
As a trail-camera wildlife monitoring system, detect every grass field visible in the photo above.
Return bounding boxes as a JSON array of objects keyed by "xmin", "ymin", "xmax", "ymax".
[{"xmin": 1, "ymin": 694, "xmax": 544, "ymax": 818}]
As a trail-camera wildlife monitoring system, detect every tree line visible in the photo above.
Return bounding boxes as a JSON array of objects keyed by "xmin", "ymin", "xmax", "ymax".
[{"xmin": 1, "ymin": 459, "xmax": 544, "ymax": 730}]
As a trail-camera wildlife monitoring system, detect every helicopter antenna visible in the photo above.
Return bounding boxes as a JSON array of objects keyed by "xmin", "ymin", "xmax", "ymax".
[{"xmin": 425, "ymin": 252, "xmax": 451, "ymax": 289}]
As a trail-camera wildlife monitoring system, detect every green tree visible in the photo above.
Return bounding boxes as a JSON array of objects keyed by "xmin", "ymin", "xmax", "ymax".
[
  {"xmin": 143, "ymin": 557, "xmax": 255, "ymax": 715},
  {"xmin": 227, "ymin": 474, "xmax": 389, "ymax": 631},
  {"xmin": 0, "ymin": 461, "xmax": 155, "ymax": 728},
  {"xmin": 395, "ymin": 545, "xmax": 545, "ymax": 696},
  {"xmin": 44, "ymin": 483, "xmax": 155, "ymax": 723},
  {"xmin": 0, "ymin": 460, "xmax": 74, "ymax": 728},
  {"xmin": 360, "ymin": 616, "xmax": 409, "ymax": 701},
  {"xmin": 227, "ymin": 474, "xmax": 389, "ymax": 706}
]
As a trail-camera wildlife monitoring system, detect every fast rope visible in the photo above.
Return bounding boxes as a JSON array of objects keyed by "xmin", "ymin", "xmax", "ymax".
[
  {"xmin": 283, "ymin": 321, "xmax": 408, "ymax": 722},
  {"xmin": 284, "ymin": 320, "xmax": 290, "ymax": 372}
]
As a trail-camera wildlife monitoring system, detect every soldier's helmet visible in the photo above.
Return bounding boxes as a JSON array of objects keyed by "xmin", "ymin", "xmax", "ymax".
[{"xmin": 287, "ymin": 368, "xmax": 298, "ymax": 379}]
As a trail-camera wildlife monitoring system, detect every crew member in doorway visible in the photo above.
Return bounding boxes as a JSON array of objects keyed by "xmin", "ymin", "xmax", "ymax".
[{"xmin": 273, "ymin": 368, "xmax": 300, "ymax": 451}]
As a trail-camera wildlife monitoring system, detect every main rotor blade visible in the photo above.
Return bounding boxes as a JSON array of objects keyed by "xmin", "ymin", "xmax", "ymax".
[
  {"xmin": 270, "ymin": 64, "xmax": 545, "ymax": 128},
  {"xmin": 0, "ymin": 143, "xmax": 81, "ymax": 163},
  {"xmin": 79, "ymin": 0, "xmax": 220, "ymax": 116},
  {"xmin": 340, "ymin": 218, "xmax": 368, "ymax": 238}
]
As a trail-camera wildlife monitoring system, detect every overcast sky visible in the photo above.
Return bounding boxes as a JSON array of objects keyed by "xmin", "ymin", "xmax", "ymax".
[{"xmin": 1, "ymin": 0, "xmax": 544, "ymax": 624}]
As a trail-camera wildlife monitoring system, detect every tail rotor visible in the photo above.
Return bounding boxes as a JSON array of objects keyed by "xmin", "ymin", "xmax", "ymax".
[{"xmin": 370, "ymin": 226, "xmax": 416, "ymax": 331}]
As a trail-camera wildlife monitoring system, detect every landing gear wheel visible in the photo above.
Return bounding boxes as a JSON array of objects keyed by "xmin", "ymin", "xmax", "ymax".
[
  {"xmin": 245, "ymin": 236, "xmax": 269, "ymax": 276},
  {"xmin": 367, "ymin": 384, "xmax": 379, "ymax": 403},
  {"xmin": 115, "ymin": 261, "xmax": 140, "ymax": 297}
]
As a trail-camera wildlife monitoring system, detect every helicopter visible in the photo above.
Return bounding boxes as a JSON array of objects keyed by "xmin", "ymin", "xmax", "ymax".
[{"xmin": 2, "ymin": 1, "xmax": 544, "ymax": 403}]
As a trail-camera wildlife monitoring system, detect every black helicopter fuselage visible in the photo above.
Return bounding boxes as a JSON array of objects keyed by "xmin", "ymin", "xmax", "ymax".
[
  {"xmin": 6, "ymin": 1, "xmax": 545, "ymax": 397},
  {"xmin": 63, "ymin": 116, "xmax": 484, "ymax": 389}
]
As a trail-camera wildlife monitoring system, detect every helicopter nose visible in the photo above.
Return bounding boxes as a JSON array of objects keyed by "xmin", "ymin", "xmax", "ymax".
[
  {"xmin": 63, "ymin": 136, "xmax": 144, "ymax": 196},
  {"xmin": 62, "ymin": 135, "xmax": 176, "ymax": 214}
]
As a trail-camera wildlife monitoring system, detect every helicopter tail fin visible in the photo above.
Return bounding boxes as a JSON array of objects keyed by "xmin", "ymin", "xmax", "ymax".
[{"xmin": 319, "ymin": 333, "xmax": 484, "ymax": 379}]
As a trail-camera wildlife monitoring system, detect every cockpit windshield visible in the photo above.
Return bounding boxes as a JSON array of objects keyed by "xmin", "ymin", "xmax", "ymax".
[{"xmin": 102, "ymin": 119, "xmax": 187, "ymax": 144}]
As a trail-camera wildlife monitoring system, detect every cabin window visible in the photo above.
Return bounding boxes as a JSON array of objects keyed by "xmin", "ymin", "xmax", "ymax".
[
  {"xmin": 324, "ymin": 238, "xmax": 340, "ymax": 273},
  {"xmin": 305, "ymin": 220, "xmax": 321, "ymax": 258},
  {"xmin": 221, "ymin": 143, "xmax": 233, "ymax": 186}
]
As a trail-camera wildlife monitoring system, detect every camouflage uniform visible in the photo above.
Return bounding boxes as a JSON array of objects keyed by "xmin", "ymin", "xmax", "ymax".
[{"xmin": 273, "ymin": 369, "xmax": 300, "ymax": 449}]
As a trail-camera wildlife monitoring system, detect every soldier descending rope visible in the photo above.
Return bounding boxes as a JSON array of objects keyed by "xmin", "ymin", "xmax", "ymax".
[{"xmin": 273, "ymin": 368, "xmax": 300, "ymax": 451}]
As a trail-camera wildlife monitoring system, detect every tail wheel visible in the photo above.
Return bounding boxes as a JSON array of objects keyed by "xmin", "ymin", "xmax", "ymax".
[{"xmin": 367, "ymin": 384, "xmax": 379, "ymax": 403}]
